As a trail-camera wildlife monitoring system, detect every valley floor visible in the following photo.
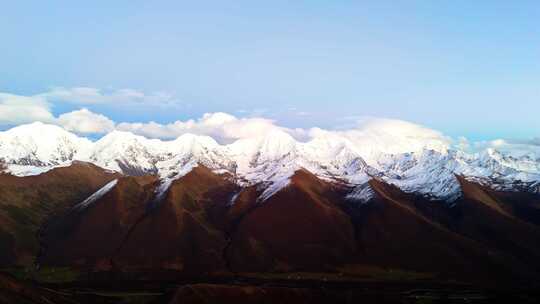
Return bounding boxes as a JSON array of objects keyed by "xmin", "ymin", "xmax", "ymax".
[{"xmin": 2, "ymin": 269, "xmax": 540, "ymax": 304}]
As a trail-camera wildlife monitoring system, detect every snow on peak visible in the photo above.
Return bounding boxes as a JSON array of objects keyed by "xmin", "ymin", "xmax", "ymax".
[
  {"xmin": 346, "ymin": 182, "xmax": 375, "ymax": 204},
  {"xmin": 83, "ymin": 130, "xmax": 163, "ymax": 174},
  {"xmin": 377, "ymin": 149, "xmax": 463, "ymax": 202},
  {"xmin": 251, "ymin": 131, "xmax": 298, "ymax": 170},
  {"xmin": 335, "ymin": 118, "xmax": 451, "ymax": 167},
  {"xmin": 0, "ymin": 122, "xmax": 91, "ymax": 173},
  {"xmin": 168, "ymin": 133, "xmax": 220, "ymax": 153},
  {"xmin": 157, "ymin": 133, "xmax": 232, "ymax": 182},
  {"xmin": 1, "ymin": 121, "xmax": 539, "ymax": 202}
]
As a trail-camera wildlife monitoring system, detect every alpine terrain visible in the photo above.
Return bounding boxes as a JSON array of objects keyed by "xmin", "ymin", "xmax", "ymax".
[{"xmin": 1, "ymin": 121, "xmax": 540, "ymax": 303}]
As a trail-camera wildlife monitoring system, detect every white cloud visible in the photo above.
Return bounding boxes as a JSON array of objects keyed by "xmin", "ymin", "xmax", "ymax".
[
  {"xmin": 40, "ymin": 87, "xmax": 178, "ymax": 107},
  {"xmin": 301, "ymin": 118, "xmax": 453, "ymax": 164},
  {"xmin": 0, "ymin": 92, "xmax": 115, "ymax": 134},
  {"xmin": 456, "ymin": 136, "xmax": 470, "ymax": 151},
  {"xmin": 116, "ymin": 112, "xmax": 307, "ymax": 143},
  {"xmin": 1, "ymin": 89, "xmax": 538, "ymax": 163},
  {"xmin": 0, "ymin": 93, "xmax": 54, "ymax": 125},
  {"xmin": 57, "ymin": 108, "xmax": 115, "ymax": 134},
  {"xmin": 0, "ymin": 91, "xmax": 458, "ymax": 151},
  {"xmin": 467, "ymin": 138, "xmax": 540, "ymax": 158}
]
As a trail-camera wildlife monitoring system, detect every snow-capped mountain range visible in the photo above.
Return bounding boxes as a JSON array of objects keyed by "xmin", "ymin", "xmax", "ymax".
[{"xmin": 1, "ymin": 122, "xmax": 539, "ymax": 203}]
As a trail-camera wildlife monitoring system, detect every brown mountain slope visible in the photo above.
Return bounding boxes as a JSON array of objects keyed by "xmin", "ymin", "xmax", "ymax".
[
  {"xmin": 352, "ymin": 178, "xmax": 540, "ymax": 285},
  {"xmin": 385, "ymin": 176, "xmax": 540, "ymax": 276},
  {"xmin": 226, "ymin": 169, "xmax": 356, "ymax": 272},
  {"xmin": 344, "ymin": 179, "xmax": 535, "ymax": 285},
  {"xmin": 456, "ymin": 176, "xmax": 540, "ymax": 227},
  {"xmin": 0, "ymin": 162, "xmax": 118, "ymax": 267},
  {"xmin": 452, "ymin": 177, "xmax": 540, "ymax": 271},
  {"xmin": 27, "ymin": 165, "xmax": 540, "ymax": 286},
  {"xmin": 494, "ymin": 191, "xmax": 540, "ymax": 226},
  {"xmin": 112, "ymin": 166, "xmax": 239, "ymax": 274},
  {"xmin": 39, "ymin": 175, "xmax": 158, "ymax": 269}
]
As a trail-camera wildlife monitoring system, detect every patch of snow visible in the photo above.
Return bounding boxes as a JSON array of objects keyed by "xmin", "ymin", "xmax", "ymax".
[
  {"xmin": 346, "ymin": 183, "xmax": 375, "ymax": 204},
  {"xmin": 258, "ymin": 177, "xmax": 291, "ymax": 202},
  {"xmin": 153, "ymin": 161, "xmax": 198, "ymax": 204},
  {"xmin": 72, "ymin": 179, "xmax": 118, "ymax": 211},
  {"xmin": 228, "ymin": 191, "xmax": 241, "ymax": 206},
  {"xmin": 5, "ymin": 165, "xmax": 55, "ymax": 176}
]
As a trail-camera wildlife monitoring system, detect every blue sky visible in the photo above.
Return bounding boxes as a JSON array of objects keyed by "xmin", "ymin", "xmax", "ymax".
[{"xmin": 1, "ymin": 1, "xmax": 539, "ymax": 141}]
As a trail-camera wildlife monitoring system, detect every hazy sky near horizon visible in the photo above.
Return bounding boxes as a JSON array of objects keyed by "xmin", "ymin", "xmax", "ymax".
[{"xmin": 1, "ymin": 1, "xmax": 539, "ymax": 141}]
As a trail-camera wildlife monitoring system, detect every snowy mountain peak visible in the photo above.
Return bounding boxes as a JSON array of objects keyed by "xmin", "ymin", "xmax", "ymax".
[
  {"xmin": 258, "ymin": 129, "xmax": 297, "ymax": 157},
  {"xmin": 0, "ymin": 122, "xmax": 91, "ymax": 174},
  {"xmin": 96, "ymin": 130, "xmax": 150, "ymax": 145},
  {"xmin": 1, "ymin": 122, "xmax": 539, "ymax": 202},
  {"xmin": 169, "ymin": 133, "xmax": 220, "ymax": 152},
  {"xmin": 1, "ymin": 121, "xmax": 83, "ymax": 142}
]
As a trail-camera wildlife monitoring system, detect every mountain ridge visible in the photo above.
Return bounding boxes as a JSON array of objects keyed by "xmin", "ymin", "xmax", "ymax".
[{"xmin": 1, "ymin": 122, "xmax": 539, "ymax": 203}]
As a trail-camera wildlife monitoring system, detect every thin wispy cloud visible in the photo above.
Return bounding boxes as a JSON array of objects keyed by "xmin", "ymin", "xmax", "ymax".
[{"xmin": 39, "ymin": 87, "xmax": 179, "ymax": 107}]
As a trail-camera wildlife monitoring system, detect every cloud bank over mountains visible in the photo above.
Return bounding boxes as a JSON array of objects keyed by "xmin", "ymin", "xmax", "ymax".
[
  {"xmin": 57, "ymin": 108, "xmax": 115, "ymax": 134},
  {"xmin": 0, "ymin": 93, "xmax": 54, "ymax": 124},
  {"xmin": 0, "ymin": 88, "xmax": 178, "ymax": 135},
  {"xmin": 0, "ymin": 88, "xmax": 538, "ymax": 157},
  {"xmin": 115, "ymin": 112, "xmax": 309, "ymax": 143}
]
